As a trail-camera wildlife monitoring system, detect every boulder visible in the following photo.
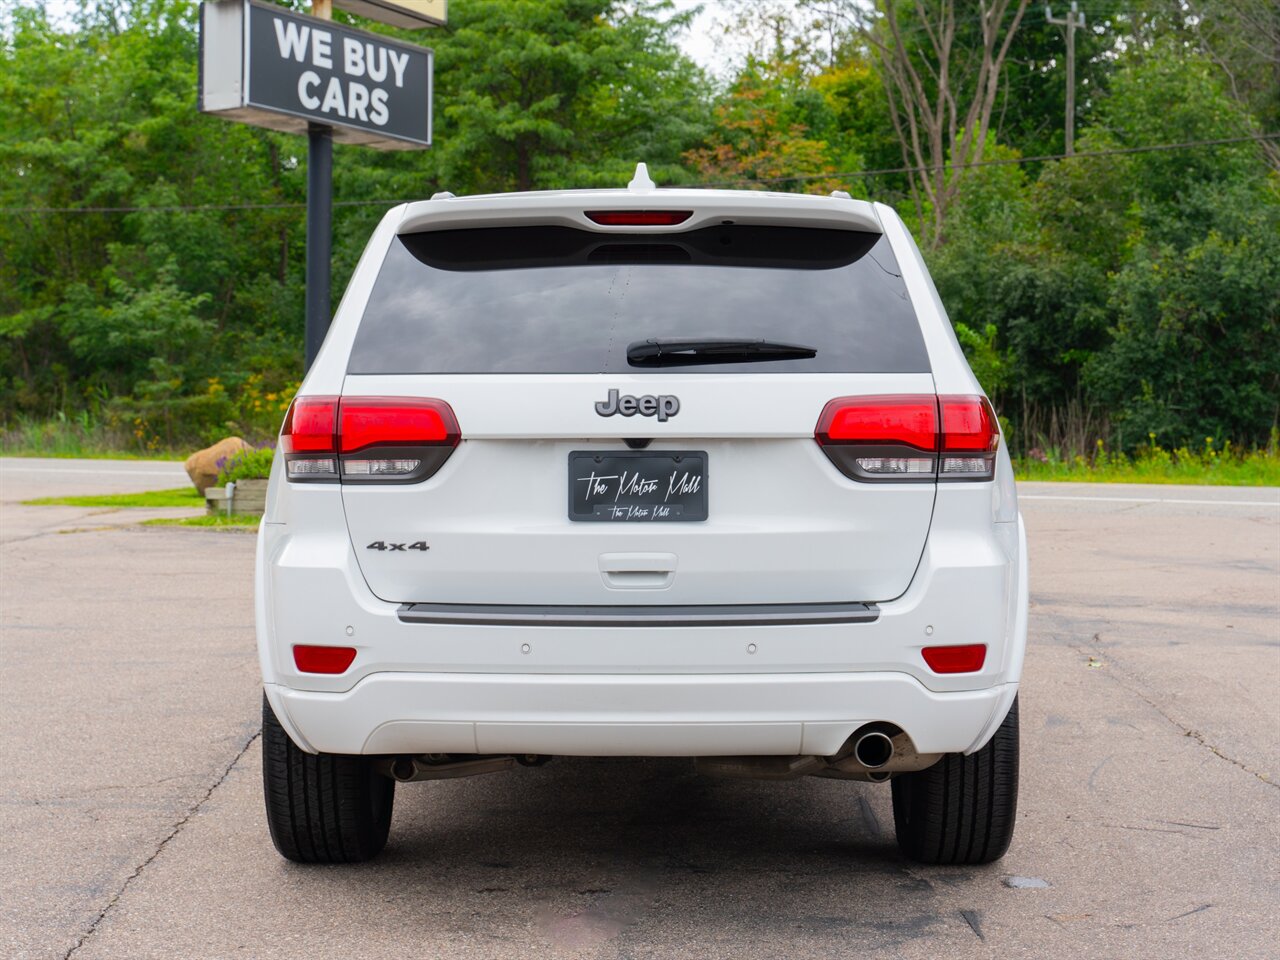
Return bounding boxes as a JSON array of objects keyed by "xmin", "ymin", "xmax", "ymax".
[{"xmin": 185, "ymin": 436, "xmax": 251, "ymax": 495}]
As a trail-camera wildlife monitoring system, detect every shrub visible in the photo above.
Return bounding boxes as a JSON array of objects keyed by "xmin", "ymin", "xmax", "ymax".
[{"xmin": 216, "ymin": 445, "xmax": 275, "ymax": 484}]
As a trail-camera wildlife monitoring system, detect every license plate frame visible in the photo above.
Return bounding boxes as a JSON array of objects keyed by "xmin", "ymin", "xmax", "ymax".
[{"xmin": 568, "ymin": 450, "xmax": 709, "ymax": 522}]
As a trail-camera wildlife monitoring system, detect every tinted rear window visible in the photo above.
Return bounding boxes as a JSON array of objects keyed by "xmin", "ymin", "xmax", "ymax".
[{"xmin": 348, "ymin": 224, "xmax": 929, "ymax": 374}]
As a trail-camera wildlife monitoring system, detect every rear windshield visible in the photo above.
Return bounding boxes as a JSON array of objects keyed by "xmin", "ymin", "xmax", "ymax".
[{"xmin": 348, "ymin": 224, "xmax": 929, "ymax": 374}]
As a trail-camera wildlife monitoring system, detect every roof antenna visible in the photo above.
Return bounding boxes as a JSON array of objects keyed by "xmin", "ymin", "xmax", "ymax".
[{"xmin": 628, "ymin": 162, "xmax": 655, "ymax": 194}]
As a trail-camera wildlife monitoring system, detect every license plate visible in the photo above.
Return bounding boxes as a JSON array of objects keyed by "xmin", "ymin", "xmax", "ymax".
[{"xmin": 568, "ymin": 451, "xmax": 708, "ymax": 522}]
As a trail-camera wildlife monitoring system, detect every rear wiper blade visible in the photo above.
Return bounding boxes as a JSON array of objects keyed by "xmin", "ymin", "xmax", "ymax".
[{"xmin": 626, "ymin": 338, "xmax": 818, "ymax": 367}]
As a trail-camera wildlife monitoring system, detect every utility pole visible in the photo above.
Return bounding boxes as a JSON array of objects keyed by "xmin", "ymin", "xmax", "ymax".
[
  {"xmin": 305, "ymin": 0, "xmax": 334, "ymax": 371},
  {"xmin": 1046, "ymin": 2, "xmax": 1085, "ymax": 156}
]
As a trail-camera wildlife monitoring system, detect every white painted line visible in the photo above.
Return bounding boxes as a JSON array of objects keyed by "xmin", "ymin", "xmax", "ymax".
[
  {"xmin": 1020, "ymin": 494, "xmax": 1280, "ymax": 507},
  {"xmin": 0, "ymin": 467, "xmax": 185, "ymax": 477}
]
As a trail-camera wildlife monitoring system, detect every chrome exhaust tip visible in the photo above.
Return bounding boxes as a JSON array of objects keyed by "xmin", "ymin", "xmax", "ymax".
[
  {"xmin": 852, "ymin": 730, "xmax": 895, "ymax": 770},
  {"xmin": 390, "ymin": 758, "xmax": 418, "ymax": 782}
]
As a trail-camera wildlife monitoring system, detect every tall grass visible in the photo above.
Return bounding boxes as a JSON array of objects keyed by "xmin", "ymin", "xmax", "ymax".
[
  {"xmin": 0, "ymin": 411, "xmax": 184, "ymax": 459},
  {"xmin": 2, "ymin": 378, "xmax": 292, "ymax": 458},
  {"xmin": 1014, "ymin": 431, "xmax": 1280, "ymax": 486}
]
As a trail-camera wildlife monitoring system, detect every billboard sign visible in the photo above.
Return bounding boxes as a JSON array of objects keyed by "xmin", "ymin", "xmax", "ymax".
[{"xmin": 199, "ymin": 0, "xmax": 432, "ymax": 150}]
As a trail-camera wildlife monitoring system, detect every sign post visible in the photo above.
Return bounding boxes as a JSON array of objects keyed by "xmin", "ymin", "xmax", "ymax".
[
  {"xmin": 305, "ymin": 121, "xmax": 332, "ymax": 368},
  {"xmin": 198, "ymin": 0, "xmax": 436, "ymax": 369},
  {"xmin": 306, "ymin": 1, "xmax": 332, "ymax": 371}
]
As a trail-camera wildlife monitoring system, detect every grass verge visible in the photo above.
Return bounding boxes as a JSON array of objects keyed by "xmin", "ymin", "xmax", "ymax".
[
  {"xmin": 1013, "ymin": 440, "xmax": 1279, "ymax": 486},
  {"xmin": 1013, "ymin": 462, "xmax": 1279, "ymax": 484},
  {"xmin": 23, "ymin": 487, "xmax": 203, "ymax": 508},
  {"xmin": 21, "ymin": 484, "xmax": 260, "ymax": 526},
  {"xmin": 142, "ymin": 514, "xmax": 260, "ymax": 528},
  {"xmin": 1, "ymin": 448, "xmax": 185, "ymax": 461}
]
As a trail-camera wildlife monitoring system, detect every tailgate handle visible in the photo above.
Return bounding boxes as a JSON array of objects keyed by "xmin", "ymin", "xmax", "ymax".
[
  {"xmin": 599, "ymin": 553, "xmax": 677, "ymax": 590},
  {"xmin": 599, "ymin": 553, "xmax": 677, "ymax": 573}
]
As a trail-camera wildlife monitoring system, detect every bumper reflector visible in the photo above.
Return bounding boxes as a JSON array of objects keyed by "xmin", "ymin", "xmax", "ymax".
[
  {"xmin": 293, "ymin": 645, "xmax": 357, "ymax": 674},
  {"xmin": 921, "ymin": 644, "xmax": 987, "ymax": 673}
]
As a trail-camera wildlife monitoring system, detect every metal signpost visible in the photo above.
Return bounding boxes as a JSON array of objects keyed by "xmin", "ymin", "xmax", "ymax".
[{"xmin": 198, "ymin": 0, "xmax": 437, "ymax": 369}]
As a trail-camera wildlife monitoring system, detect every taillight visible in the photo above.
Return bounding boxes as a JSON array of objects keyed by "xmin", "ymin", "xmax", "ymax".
[
  {"xmin": 281, "ymin": 396, "xmax": 338, "ymax": 480},
  {"xmin": 921, "ymin": 644, "xmax": 987, "ymax": 673},
  {"xmin": 281, "ymin": 396, "xmax": 460, "ymax": 483},
  {"xmin": 584, "ymin": 210, "xmax": 692, "ymax": 226},
  {"xmin": 816, "ymin": 395, "xmax": 938, "ymax": 481},
  {"xmin": 939, "ymin": 395, "xmax": 998, "ymax": 479},
  {"xmin": 815, "ymin": 394, "xmax": 998, "ymax": 482}
]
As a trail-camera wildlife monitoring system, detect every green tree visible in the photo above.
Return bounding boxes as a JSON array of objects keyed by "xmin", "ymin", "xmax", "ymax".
[
  {"xmin": 0, "ymin": 0, "xmax": 307, "ymax": 435},
  {"xmin": 930, "ymin": 41, "xmax": 1280, "ymax": 452},
  {"xmin": 3, "ymin": 0, "xmax": 1278, "ymax": 459},
  {"xmin": 1087, "ymin": 200, "xmax": 1280, "ymax": 447},
  {"xmin": 1074, "ymin": 44, "xmax": 1279, "ymax": 447},
  {"xmin": 683, "ymin": 58, "xmax": 852, "ymax": 192},
  {"xmin": 429, "ymin": 0, "xmax": 710, "ymax": 193},
  {"xmin": 0, "ymin": 0, "xmax": 712, "ymax": 445}
]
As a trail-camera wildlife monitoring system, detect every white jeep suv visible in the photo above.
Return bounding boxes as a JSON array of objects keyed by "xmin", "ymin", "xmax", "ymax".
[{"xmin": 256, "ymin": 169, "xmax": 1028, "ymax": 865}]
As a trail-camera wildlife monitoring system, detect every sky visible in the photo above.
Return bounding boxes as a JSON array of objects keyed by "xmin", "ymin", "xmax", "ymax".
[{"xmin": 670, "ymin": 0, "xmax": 727, "ymax": 74}]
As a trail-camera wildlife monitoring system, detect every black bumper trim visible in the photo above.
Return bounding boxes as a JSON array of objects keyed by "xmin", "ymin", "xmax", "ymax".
[{"xmin": 396, "ymin": 601, "xmax": 880, "ymax": 628}]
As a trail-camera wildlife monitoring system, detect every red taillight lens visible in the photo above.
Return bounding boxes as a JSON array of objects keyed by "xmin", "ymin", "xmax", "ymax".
[
  {"xmin": 281, "ymin": 396, "xmax": 338, "ymax": 453},
  {"xmin": 339, "ymin": 398, "xmax": 459, "ymax": 453},
  {"xmin": 293, "ymin": 644, "xmax": 357, "ymax": 674},
  {"xmin": 816, "ymin": 395, "xmax": 939, "ymax": 450},
  {"xmin": 940, "ymin": 396, "xmax": 998, "ymax": 452},
  {"xmin": 921, "ymin": 644, "xmax": 987, "ymax": 673},
  {"xmin": 281, "ymin": 396, "xmax": 460, "ymax": 483},
  {"xmin": 584, "ymin": 210, "xmax": 693, "ymax": 226}
]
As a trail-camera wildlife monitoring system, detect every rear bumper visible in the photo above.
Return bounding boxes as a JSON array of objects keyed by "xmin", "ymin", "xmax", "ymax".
[
  {"xmin": 256, "ymin": 482, "xmax": 1028, "ymax": 759},
  {"xmin": 266, "ymin": 672, "xmax": 1016, "ymax": 757}
]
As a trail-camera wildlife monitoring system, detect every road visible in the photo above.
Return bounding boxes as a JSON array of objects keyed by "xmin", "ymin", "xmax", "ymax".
[{"xmin": 2, "ymin": 457, "xmax": 1277, "ymax": 959}]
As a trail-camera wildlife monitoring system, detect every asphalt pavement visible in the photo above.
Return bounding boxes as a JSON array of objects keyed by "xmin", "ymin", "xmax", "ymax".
[{"xmin": 1, "ymin": 458, "xmax": 1277, "ymax": 959}]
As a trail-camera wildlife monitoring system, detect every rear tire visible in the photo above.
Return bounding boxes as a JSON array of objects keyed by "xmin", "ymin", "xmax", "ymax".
[
  {"xmin": 891, "ymin": 696, "xmax": 1019, "ymax": 865},
  {"xmin": 261, "ymin": 693, "xmax": 394, "ymax": 863}
]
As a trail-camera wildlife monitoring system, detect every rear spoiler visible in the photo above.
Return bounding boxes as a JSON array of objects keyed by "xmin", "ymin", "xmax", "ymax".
[{"xmin": 396, "ymin": 189, "xmax": 883, "ymax": 236}]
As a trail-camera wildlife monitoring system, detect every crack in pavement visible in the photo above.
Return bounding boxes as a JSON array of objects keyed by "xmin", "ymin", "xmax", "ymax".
[
  {"xmin": 0, "ymin": 528, "xmax": 68, "ymax": 547},
  {"xmin": 1164, "ymin": 903, "xmax": 1212, "ymax": 923},
  {"xmin": 2, "ymin": 517, "xmax": 203, "ymax": 546},
  {"xmin": 960, "ymin": 909, "xmax": 985, "ymax": 941},
  {"xmin": 1067, "ymin": 635, "xmax": 1276, "ymax": 790},
  {"xmin": 62, "ymin": 729, "xmax": 261, "ymax": 960},
  {"xmin": 1, "ymin": 515, "xmax": 124, "ymax": 546},
  {"xmin": 2, "ymin": 504, "xmax": 204, "ymax": 547}
]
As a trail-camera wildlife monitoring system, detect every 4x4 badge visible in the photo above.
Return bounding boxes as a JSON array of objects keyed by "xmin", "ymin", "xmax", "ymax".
[
  {"xmin": 366, "ymin": 541, "xmax": 429, "ymax": 552},
  {"xmin": 594, "ymin": 389, "xmax": 680, "ymax": 422}
]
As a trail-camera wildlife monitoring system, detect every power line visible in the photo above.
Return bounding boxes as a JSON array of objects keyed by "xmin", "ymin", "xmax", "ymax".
[
  {"xmin": 0, "ymin": 198, "xmax": 386, "ymax": 215},
  {"xmin": 0, "ymin": 132, "xmax": 1275, "ymax": 215}
]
